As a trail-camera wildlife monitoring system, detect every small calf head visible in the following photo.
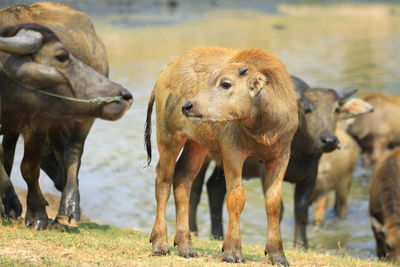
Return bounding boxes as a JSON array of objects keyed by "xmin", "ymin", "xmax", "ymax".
[
  {"xmin": 182, "ymin": 63, "xmax": 267, "ymax": 122},
  {"xmin": 0, "ymin": 24, "xmax": 133, "ymax": 121},
  {"xmin": 294, "ymin": 79, "xmax": 362, "ymax": 153},
  {"xmin": 371, "ymin": 217, "xmax": 400, "ymax": 263}
]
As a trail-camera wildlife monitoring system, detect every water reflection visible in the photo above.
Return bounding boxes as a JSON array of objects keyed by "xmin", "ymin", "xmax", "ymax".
[{"xmin": 6, "ymin": 2, "xmax": 400, "ymax": 259}]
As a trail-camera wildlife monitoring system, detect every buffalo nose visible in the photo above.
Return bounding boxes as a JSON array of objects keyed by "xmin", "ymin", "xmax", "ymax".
[
  {"xmin": 182, "ymin": 101, "xmax": 193, "ymax": 115},
  {"xmin": 320, "ymin": 134, "xmax": 338, "ymax": 145},
  {"xmin": 120, "ymin": 88, "xmax": 133, "ymax": 102}
]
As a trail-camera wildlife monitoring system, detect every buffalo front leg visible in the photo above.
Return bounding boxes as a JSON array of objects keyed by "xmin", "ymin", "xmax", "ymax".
[
  {"xmin": 263, "ymin": 155, "xmax": 290, "ymax": 266},
  {"xmin": 151, "ymin": 137, "xmax": 186, "ymax": 256},
  {"xmin": 293, "ymin": 163, "xmax": 318, "ymax": 249},
  {"xmin": 188, "ymin": 160, "xmax": 209, "ymax": 236},
  {"xmin": 53, "ymin": 121, "xmax": 92, "ymax": 229},
  {"xmin": 207, "ymin": 164, "xmax": 226, "ymax": 240},
  {"xmin": 221, "ymin": 151, "xmax": 246, "ymax": 263},
  {"xmin": 2, "ymin": 133, "xmax": 22, "ymax": 219},
  {"xmin": 173, "ymin": 141, "xmax": 208, "ymax": 258},
  {"xmin": 20, "ymin": 132, "xmax": 49, "ymax": 230}
]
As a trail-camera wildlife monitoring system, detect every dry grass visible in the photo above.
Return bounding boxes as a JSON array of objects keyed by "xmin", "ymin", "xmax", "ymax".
[{"xmin": 0, "ymin": 220, "xmax": 394, "ymax": 267}]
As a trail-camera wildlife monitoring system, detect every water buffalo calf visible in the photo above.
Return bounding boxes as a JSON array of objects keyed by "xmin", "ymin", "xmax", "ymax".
[
  {"xmin": 0, "ymin": 23, "xmax": 132, "ymax": 229},
  {"xmin": 348, "ymin": 92, "xmax": 400, "ymax": 165},
  {"xmin": 145, "ymin": 47, "xmax": 298, "ymax": 265},
  {"xmin": 311, "ymin": 128, "xmax": 361, "ymax": 225},
  {"xmin": 370, "ymin": 147, "xmax": 400, "ymax": 264}
]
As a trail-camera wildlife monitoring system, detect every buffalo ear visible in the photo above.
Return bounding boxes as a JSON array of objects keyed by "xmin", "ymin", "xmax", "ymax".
[
  {"xmin": 248, "ymin": 72, "xmax": 267, "ymax": 98},
  {"xmin": 338, "ymin": 98, "xmax": 373, "ymax": 120},
  {"xmin": 291, "ymin": 75, "xmax": 310, "ymax": 100}
]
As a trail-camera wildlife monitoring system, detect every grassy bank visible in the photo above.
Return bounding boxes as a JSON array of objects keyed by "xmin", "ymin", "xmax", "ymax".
[{"xmin": 0, "ymin": 221, "xmax": 393, "ymax": 266}]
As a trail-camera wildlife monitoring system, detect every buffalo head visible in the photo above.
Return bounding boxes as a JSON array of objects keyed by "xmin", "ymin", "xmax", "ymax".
[{"xmin": 0, "ymin": 24, "xmax": 133, "ymax": 121}]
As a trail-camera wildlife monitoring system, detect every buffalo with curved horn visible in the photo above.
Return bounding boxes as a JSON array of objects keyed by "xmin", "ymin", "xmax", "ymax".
[{"xmin": 0, "ymin": 23, "xmax": 133, "ymax": 229}]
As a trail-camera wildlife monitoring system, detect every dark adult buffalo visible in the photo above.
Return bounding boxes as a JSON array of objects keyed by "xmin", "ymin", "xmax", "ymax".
[
  {"xmin": 189, "ymin": 76, "xmax": 366, "ymax": 248},
  {"xmin": 348, "ymin": 92, "xmax": 400, "ymax": 166},
  {"xmin": 370, "ymin": 147, "xmax": 400, "ymax": 264},
  {"xmin": 0, "ymin": 2, "xmax": 119, "ymax": 228},
  {"xmin": 0, "ymin": 23, "xmax": 132, "ymax": 229}
]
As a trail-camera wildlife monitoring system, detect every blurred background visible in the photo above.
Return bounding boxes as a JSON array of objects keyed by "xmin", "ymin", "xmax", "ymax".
[{"xmin": 1, "ymin": 0, "xmax": 400, "ymax": 260}]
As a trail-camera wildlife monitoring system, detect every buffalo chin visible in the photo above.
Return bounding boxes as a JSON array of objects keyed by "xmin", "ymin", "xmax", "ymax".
[
  {"xmin": 321, "ymin": 144, "xmax": 338, "ymax": 153},
  {"xmin": 99, "ymin": 100, "xmax": 132, "ymax": 121}
]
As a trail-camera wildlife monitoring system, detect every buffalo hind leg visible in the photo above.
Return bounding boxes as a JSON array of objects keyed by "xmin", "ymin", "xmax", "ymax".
[
  {"xmin": 207, "ymin": 164, "xmax": 226, "ymax": 240},
  {"xmin": 221, "ymin": 150, "xmax": 245, "ymax": 263},
  {"xmin": 0, "ymin": 146, "xmax": 12, "ymax": 217},
  {"xmin": 293, "ymin": 164, "xmax": 318, "ymax": 249},
  {"xmin": 1, "ymin": 133, "xmax": 22, "ymax": 219},
  {"xmin": 173, "ymin": 141, "xmax": 208, "ymax": 258},
  {"xmin": 151, "ymin": 136, "xmax": 186, "ymax": 256},
  {"xmin": 264, "ymin": 155, "xmax": 290, "ymax": 266},
  {"xmin": 21, "ymin": 132, "xmax": 49, "ymax": 230},
  {"xmin": 188, "ymin": 160, "xmax": 209, "ymax": 236}
]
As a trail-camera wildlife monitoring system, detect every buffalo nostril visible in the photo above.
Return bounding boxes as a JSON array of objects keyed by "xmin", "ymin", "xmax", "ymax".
[
  {"xmin": 120, "ymin": 88, "xmax": 133, "ymax": 101},
  {"xmin": 182, "ymin": 101, "xmax": 193, "ymax": 115},
  {"xmin": 320, "ymin": 135, "xmax": 338, "ymax": 145}
]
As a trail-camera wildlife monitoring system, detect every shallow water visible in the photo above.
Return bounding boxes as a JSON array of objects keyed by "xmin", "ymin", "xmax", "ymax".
[{"xmin": 6, "ymin": 1, "xmax": 400, "ymax": 259}]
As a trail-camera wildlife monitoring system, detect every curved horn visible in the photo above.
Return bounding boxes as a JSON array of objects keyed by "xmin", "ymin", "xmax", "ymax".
[
  {"xmin": 238, "ymin": 67, "xmax": 248, "ymax": 76},
  {"xmin": 0, "ymin": 29, "xmax": 43, "ymax": 55},
  {"xmin": 336, "ymin": 88, "xmax": 358, "ymax": 103}
]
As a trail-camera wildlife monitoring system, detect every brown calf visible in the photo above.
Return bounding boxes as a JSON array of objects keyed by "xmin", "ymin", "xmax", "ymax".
[
  {"xmin": 369, "ymin": 147, "xmax": 400, "ymax": 264},
  {"xmin": 311, "ymin": 128, "xmax": 361, "ymax": 225},
  {"xmin": 145, "ymin": 47, "xmax": 298, "ymax": 265},
  {"xmin": 348, "ymin": 92, "xmax": 400, "ymax": 165}
]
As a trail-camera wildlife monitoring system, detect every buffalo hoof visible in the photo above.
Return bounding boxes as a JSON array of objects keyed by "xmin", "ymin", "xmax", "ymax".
[
  {"xmin": 151, "ymin": 242, "xmax": 170, "ymax": 256},
  {"xmin": 51, "ymin": 218, "xmax": 72, "ymax": 231},
  {"xmin": 25, "ymin": 209, "xmax": 48, "ymax": 230},
  {"xmin": 3, "ymin": 187, "xmax": 23, "ymax": 219},
  {"xmin": 177, "ymin": 244, "xmax": 197, "ymax": 258},
  {"xmin": 211, "ymin": 232, "xmax": 224, "ymax": 240},
  {"xmin": 0, "ymin": 201, "xmax": 5, "ymax": 218},
  {"xmin": 222, "ymin": 249, "xmax": 245, "ymax": 263},
  {"xmin": 58, "ymin": 197, "xmax": 80, "ymax": 226},
  {"xmin": 54, "ymin": 215, "xmax": 79, "ymax": 228},
  {"xmin": 293, "ymin": 240, "xmax": 307, "ymax": 250},
  {"xmin": 25, "ymin": 217, "xmax": 48, "ymax": 230},
  {"xmin": 266, "ymin": 253, "xmax": 290, "ymax": 266}
]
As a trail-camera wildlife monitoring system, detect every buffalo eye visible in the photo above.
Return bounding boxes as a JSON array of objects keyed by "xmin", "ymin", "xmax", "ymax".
[
  {"xmin": 303, "ymin": 99, "xmax": 314, "ymax": 114},
  {"xmin": 55, "ymin": 53, "xmax": 69, "ymax": 63},
  {"xmin": 220, "ymin": 81, "xmax": 232, "ymax": 90},
  {"xmin": 304, "ymin": 106, "xmax": 312, "ymax": 114},
  {"xmin": 334, "ymin": 107, "xmax": 341, "ymax": 113}
]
